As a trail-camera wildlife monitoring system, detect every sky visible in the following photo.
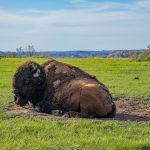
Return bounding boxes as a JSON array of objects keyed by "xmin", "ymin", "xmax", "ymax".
[{"xmin": 0, "ymin": 0, "xmax": 150, "ymax": 51}]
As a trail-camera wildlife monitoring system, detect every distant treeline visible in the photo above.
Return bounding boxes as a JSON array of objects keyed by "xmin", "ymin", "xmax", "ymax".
[{"xmin": 0, "ymin": 49, "xmax": 150, "ymax": 60}]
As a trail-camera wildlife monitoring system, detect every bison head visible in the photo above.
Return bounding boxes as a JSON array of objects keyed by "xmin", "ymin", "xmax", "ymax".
[{"xmin": 13, "ymin": 61, "xmax": 46, "ymax": 106}]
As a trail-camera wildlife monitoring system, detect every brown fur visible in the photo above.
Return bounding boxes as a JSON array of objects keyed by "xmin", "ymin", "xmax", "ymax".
[{"xmin": 13, "ymin": 58, "xmax": 116, "ymax": 118}]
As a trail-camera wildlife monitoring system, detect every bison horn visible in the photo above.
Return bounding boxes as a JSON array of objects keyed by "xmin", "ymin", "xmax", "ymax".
[{"xmin": 33, "ymin": 69, "xmax": 40, "ymax": 77}]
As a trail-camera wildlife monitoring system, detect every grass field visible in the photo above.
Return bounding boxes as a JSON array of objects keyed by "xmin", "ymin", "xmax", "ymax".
[{"xmin": 0, "ymin": 57, "xmax": 150, "ymax": 150}]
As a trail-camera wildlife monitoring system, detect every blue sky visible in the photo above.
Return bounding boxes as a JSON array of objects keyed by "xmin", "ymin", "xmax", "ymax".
[
  {"xmin": 0, "ymin": 0, "xmax": 150, "ymax": 51},
  {"xmin": 0, "ymin": 0, "xmax": 136, "ymax": 10}
]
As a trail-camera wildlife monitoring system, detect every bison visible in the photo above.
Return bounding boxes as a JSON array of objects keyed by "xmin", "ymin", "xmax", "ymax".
[{"xmin": 12, "ymin": 59, "xmax": 116, "ymax": 118}]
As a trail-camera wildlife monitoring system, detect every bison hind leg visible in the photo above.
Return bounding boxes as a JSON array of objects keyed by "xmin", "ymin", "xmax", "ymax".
[{"xmin": 79, "ymin": 84, "xmax": 116, "ymax": 118}]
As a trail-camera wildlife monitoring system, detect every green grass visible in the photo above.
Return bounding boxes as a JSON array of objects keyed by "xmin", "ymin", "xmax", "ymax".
[{"xmin": 0, "ymin": 57, "xmax": 150, "ymax": 150}]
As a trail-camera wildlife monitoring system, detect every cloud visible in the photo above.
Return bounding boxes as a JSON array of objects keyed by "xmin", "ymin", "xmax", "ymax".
[
  {"xmin": 68, "ymin": 0, "xmax": 150, "ymax": 12},
  {"xmin": 136, "ymin": 0, "xmax": 150, "ymax": 10},
  {"xmin": 0, "ymin": 0, "xmax": 150, "ymax": 51}
]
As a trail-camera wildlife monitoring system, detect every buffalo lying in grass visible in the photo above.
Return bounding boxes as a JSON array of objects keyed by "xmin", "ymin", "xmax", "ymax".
[{"xmin": 13, "ymin": 59, "xmax": 116, "ymax": 118}]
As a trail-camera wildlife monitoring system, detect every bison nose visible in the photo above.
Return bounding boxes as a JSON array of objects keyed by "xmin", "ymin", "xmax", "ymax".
[{"xmin": 15, "ymin": 97, "xmax": 28, "ymax": 106}]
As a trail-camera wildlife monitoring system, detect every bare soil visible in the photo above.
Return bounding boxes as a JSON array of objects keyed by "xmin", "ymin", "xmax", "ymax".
[{"xmin": 7, "ymin": 100, "xmax": 150, "ymax": 121}]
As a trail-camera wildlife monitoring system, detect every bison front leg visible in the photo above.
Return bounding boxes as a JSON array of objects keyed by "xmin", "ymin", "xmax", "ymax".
[
  {"xmin": 35, "ymin": 101, "xmax": 64, "ymax": 116},
  {"xmin": 35, "ymin": 101, "xmax": 52, "ymax": 114},
  {"xmin": 62, "ymin": 111, "xmax": 91, "ymax": 118}
]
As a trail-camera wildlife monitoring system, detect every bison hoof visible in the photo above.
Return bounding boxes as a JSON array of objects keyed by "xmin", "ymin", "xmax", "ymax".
[
  {"xmin": 35, "ymin": 106, "xmax": 41, "ymax": 112},
  {"xmin": 51, "ymin": 110, "xmax": 63, "ymax": 116},
  {"xmin": 62, "ymin": 113, "xmax": 70, "ymax": 118}
]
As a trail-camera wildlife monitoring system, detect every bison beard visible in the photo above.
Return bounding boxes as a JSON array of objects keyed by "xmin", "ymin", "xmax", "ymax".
[{"xmin": 13, "ymin": 59, "xmax": 116, "ymax": 118}]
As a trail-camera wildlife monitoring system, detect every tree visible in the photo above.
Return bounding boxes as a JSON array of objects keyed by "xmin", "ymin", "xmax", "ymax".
[
  {"xmin": 26, "ymin": 45, "xmax": 35, "ymax": 56},
  {"xmin": 16, "ymin": 47, "xmax": 23, "ymax": 57},
  {"xmin": 7, "ymin": 51, "xmax": 17, "ymax": 57},
  {"xmin": 147, "ymin": 44, "xmax": 150, "ymax": 50},
  {"xmin": 138, "ymin": 50, "xmax": 150, "ymax": 60}
]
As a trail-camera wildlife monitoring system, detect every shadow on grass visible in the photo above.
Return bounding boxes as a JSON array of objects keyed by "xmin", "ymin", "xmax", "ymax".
[{"xmin": 105, "ymin": 113, "xmax": 150, "ymax": 122}]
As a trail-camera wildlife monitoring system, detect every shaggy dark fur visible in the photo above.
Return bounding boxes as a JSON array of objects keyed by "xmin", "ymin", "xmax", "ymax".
[
  {"xmin": 13, "ymin": 61, "xmax": 46, "ymax": 106},
  {"xmin": 13, "ymin": 59, "xmax": 116, "ymax": 118}
]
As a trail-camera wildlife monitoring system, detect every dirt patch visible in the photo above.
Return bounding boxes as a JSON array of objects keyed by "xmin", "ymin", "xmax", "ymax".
[
  {"xmin": 112, "ymin": 100, "xmax": 150, "ymax": 121},
  {"xmin": 6, "ymin": 100, "xmax": 150, "ymax": 121}
]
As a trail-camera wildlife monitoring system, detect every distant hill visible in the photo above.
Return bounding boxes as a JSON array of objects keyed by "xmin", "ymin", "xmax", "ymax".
[
  {"xmin": 1, "ymin": 49, "xmax": 148, "ymax": 59},
  {"xmin": 35, "ymin": 50, "xmax": 111, "ymax": 58},
  {"xmin": 0, "ymin": 50, "xmax": 112, "ymax": 58},
  {"xmin": 0, "ymin": 51, "xmax": 5, "ymax": 56}
]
